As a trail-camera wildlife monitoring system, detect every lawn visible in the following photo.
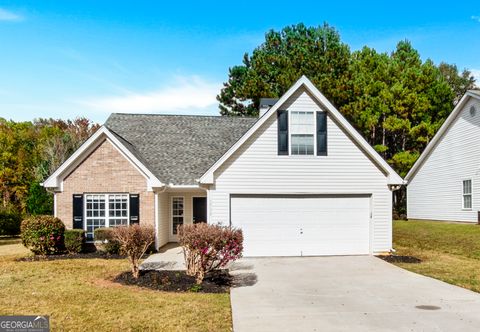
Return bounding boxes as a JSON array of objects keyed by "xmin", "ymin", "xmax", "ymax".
[
  {"xmin": 392, "ymin": 220, "xmax": 480, "ymax": 293},
  {"xmin": 0, "ymin": 240, "xmax": 231, "ymax": 331}
]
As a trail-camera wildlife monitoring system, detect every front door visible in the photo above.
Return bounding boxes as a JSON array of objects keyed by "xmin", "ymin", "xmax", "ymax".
[{"xmin": 192, "ymin": 197, "xmax": 207, "ymax": 224}]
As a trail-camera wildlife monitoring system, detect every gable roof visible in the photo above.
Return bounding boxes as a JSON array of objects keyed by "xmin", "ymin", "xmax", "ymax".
[
  {"xmin": 405, "ymin": 90, "xmax": 480, "ymax": 183},
  {"xmin": 42, "ymin": 126, "xmax": 164, "ymax": 190},
  {"xmin": 105, "ymin": 114, "xmax": 257, "ymax": 185},
  {"xmin": 199, "ymin": 75, "xmax": 404, "ymax": 185}
]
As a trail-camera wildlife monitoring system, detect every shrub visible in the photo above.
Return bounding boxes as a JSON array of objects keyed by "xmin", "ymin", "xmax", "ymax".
[
  {"xmin": 64, "ymin": 229, "xmax": 85, "ymax": 254},
  {"xmin": 94, "ymin": 228, "xmax": 121, "ymax": 255},
  {"xmin": 111, "ymin": 225, "xmax": 155, "ymax": 279},
  {"xmin": 20, "ymin": 215, "xmax": 65, "ymax": 255},
  {"xmin": 178, "ymin": 223, "xmax": 243, "ymax": 284},
  {"xmin": 0, "ymin": 210, "xmax": 22, "ymax": 236}
]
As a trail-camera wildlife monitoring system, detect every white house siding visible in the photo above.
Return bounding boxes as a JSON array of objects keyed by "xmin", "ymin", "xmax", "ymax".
[
  {"xmin": 156, "ymin": 190, "xmax": 207, "ymax": 246},
  {"xmin": 157, "ymin": 192, "xmax": 170, "ymax": 248},
  {"xmin": 407, "ymin": 97, "xmax": 480, "ymax": 222},
  {"xmin": 208, "ymin": 87, "xmax": 393, "ymax": 253}
]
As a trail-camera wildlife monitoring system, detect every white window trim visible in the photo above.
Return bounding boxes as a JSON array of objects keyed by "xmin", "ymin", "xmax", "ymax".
[
  {"xmin": 170, "ymin": 196, "xmax": 185, "ymax": 237},
  {"xmin": 462, "ymin": 179, "xmax": 473, "ymax": 210},
  {"xmin": 288, "ymin": 110, "xmax": 316, "ymax": 157},
  {"xmin": 84, "ymin": 193, "xmax": 130, "ymax": 241}
]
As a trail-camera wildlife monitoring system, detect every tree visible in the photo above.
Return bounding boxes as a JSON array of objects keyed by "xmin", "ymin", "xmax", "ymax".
[
  {"xmin": 438, "ymin": 63, "xmax": 476, "ymax": 104},
  {"xmin": 217, "ymin": 23, "xmax": 351, "ymax": 116}
]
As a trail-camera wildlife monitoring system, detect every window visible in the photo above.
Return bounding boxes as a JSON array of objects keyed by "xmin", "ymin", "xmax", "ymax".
[
  {"xmin": 85, "ymin": 194, "xmax": 129, "ymax": 240},
  {"xmin": 463, "ymin": 180, "xmax": 472, "ymax": 209},
  {"xmin": 172, "ymin": 197, "xmax": 184, "ymax": 235},
  {"xmin": 290, "ymin": 111, "xmax": 315, "ymax": 155}
]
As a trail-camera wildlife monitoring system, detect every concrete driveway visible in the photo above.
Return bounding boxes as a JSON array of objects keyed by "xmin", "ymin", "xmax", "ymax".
[{"xmin": 230, "ymin": 256, "xmax": 480, "ymax": 332}]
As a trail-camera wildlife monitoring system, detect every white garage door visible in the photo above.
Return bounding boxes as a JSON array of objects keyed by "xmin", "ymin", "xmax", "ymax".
[{"xmin": 230, "ymin": 195, "xmax": 371, "ymax": 257}]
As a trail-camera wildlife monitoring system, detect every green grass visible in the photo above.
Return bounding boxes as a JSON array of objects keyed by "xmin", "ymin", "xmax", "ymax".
[
  {"xmin": 0, "ymin": 244, "xmax": 231, "ymax": 331},
  {"xmin": 392, "ymin": 220, "xmax": 480, "ymax": 293}
]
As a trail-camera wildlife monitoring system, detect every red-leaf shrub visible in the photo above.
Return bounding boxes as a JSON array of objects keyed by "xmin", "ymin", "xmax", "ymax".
[
  {"xmin": 112, "ymin": 225, "xmax": 155, "ymax": 279},
  {"xmin": 178, "ymin": 223, "xmax": 243, "ymax": 284},
  {"xmin": 20, "ymin": 215, "xmax": 65, "ymax": 255}
]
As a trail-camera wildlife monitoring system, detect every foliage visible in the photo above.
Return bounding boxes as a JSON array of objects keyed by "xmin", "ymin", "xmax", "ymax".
[
  {"xmin": 20, "ymin": 215, "xmax": 65, "ymax": 255},
  {"xmin": 25, "ymin": 181, "xmax": 53, "ymax": 215},
  {"xmin": 64, "ymin": 229, "xmax": 85, "ymax": 254},
  {"xmin": 178, "ymin": 223, "xmax": 243, "ymax": 284},
  {"xmin": 94, "ymin": 227, "xmax": 121, "ymax": 255},
  {"xmin": 111, "ymin": 225, "xmax": 155, "ymax": 279},
  {"xmin": 0, "ymin": 210, "xmax": 22, "ymax": 236},
  {"xmin": 0, "ymin": 117, "xmax": 99, "ymax": 214},
  {"xmin": 218, "ymin": 23, "xmax": 477, "ymax": 179},
  {"xmin": 217, "ymin": 23, "xmax": 351, "ymax": 116}
]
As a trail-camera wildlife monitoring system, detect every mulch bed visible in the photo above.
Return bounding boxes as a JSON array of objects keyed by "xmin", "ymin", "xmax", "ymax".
[
  {"xmin": 378, "ymin": 255, "xmax": 422, "ymax": 264},
  {"xmin": 17, "ymin": 251, "xmax": 125, "ymax": 262},
  {"xmin": 113, "ymin": 270, "xmax": 231, "ymax": 293}
]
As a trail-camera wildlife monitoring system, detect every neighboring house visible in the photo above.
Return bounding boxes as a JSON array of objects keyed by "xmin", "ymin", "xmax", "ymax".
[
  {"xmin": 406, "ymin": 90, "xmax": 480, "ymax": 223},
  {"xmin": 42, "ymin": 76, "xmax": 403, "ymax": 257}
]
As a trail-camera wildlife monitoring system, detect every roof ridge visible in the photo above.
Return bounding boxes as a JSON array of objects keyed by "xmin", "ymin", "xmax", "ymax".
[{"xmin": 108, "ymin": 113, "xmax": 258, "ymax": 119}]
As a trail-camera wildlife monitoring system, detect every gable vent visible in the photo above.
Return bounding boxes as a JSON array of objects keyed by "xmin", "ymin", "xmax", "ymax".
[{"xmin": 470, "ymin": 106, "xmax": 477, "ymax": 117}]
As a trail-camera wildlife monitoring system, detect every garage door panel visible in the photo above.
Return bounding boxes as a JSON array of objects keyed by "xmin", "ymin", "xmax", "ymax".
[{"xmin": 231, "ymin": 195, "xmax": 370, "ymax": 257}]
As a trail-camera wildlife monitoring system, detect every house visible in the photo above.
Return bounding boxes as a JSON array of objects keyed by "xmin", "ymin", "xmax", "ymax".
[
  {"xmin": 42, "ymin": 76, "xmax": 403, "ymax": 257},
  {"xmin": 405, "ymin": 90, "xmax": 480, "ymax": 223}
]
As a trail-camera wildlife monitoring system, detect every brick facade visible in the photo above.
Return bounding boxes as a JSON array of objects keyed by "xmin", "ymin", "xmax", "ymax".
[{"xmin": 56, "ymin": 139, "xmax": 154, "ymax": 229}]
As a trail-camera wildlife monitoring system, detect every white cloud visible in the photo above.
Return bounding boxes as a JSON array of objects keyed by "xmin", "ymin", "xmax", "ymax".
[
  {"xmin": 81, "ymin": 75, "xmax": 222, "ymax": 114},
  {"xmin": 0, "ymin": 8, "xmax": 23, "ymax": 21},
  {"xmin": 471, "ymin": 69, "xmax": 480, "ymax": 86},
  {"xmin": 472, "ymin": 15, "xmax": 480, "ymax": 23}
]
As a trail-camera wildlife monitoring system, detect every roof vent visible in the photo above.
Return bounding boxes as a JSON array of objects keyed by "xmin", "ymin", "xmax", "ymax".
[
  {"xmin": 470, "ymin": 106, "xmax": 476, "ymax": 117},
  {"xmin": 259, "ymin": 98, "xmax": 279, "ymax": 117}
]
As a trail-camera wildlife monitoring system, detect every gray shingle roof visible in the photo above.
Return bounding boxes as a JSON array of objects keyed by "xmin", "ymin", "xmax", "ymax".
[{"xmin": 105, "ymin": 113, "xmax": 258, "ymax": 185}]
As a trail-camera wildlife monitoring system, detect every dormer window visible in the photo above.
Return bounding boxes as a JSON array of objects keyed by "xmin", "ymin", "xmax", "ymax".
[{"xmin": 290, "ymin": 111, "xmax": 315, "ymax": 155}]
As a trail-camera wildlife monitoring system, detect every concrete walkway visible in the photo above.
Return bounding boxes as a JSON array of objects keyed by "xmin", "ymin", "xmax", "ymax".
[
  {"xmin": 230, "ymin": 256, "xmax": 480, "ymax": 332},
  {"xmin": 140, "ymin": 243, "xmax": 185, "ymax": 270}
]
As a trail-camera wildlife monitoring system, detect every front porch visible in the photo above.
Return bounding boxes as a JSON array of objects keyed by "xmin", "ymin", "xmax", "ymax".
[{"xmin": 156, "ymin": 188, "xmax": 207, "ymax": 248}]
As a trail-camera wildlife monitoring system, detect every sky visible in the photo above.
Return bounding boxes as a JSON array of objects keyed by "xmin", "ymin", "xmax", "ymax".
[{"xmin": 0, "ymin": 1, "xmax": 479, "ymax": 123}]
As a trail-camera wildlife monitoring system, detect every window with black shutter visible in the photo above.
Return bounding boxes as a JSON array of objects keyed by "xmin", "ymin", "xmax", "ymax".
[
  {"xmin": 277, "ymin": 110, "xmax": 289, "ymax": 155},
  {"xmin": 317, "ymin": 111, "xmax": 327, "ymax": 156}
]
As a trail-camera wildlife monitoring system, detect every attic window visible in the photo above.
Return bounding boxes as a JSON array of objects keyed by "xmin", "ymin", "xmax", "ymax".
[
  {"xmin": 470, "ymin": 106, "xmax": 477, "ymax": 117},
  {"xmin": 290, "ymin": 111, "xmax": 315, "ymax": 155}
]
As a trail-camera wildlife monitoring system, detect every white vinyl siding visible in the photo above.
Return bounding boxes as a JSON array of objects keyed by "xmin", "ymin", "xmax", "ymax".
[
  {"xmin": 208, "ymin": 87, "xmax": 393, "ymax": 254},
  {"xmin": 407, "ymin": 97, "xmax": 480, "ymax": 222}
]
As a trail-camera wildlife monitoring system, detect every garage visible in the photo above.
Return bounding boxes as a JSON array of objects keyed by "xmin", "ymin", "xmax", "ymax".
[{"xmin": 230, "ymin": 194, "xmax": 371, "ymax": 257}]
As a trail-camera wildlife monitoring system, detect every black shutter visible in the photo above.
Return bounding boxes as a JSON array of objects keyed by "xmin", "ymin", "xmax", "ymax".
[
  {"xmin": 277, "ymin": 110, "xmax": 289, "ymax": 155},
  {"xmin": 72, "ymin": 194, "xmax": 84, "ymax": 229},
  {"xmin": 317, "ymin": 112, "xmax": 327, "ymax": 156},
  {"xmin": 129, "ymin": 194, "xmax": 140, "ymax": 224}
]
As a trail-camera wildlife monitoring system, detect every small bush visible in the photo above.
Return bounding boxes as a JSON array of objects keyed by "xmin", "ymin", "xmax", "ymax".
[
  {"xmin": 64, "ymin": 229, "xmax": 85, "ymax": 254},
  {"xmin": 112, "ymin": 225, "xmax": 155, "ymax": 279},
  {"xmin": 0, "ymin": 210, "xmax": 22, "ymax": 236},
  {"xmin": 94, "ymin": 228, "xmax": 121, "ymax": 254},
  {"xmin": 20, "ymin": 215, "xmax": 65, "ymax": 255},
  {"xmin": 178, "ymin": 223, "xmax": 243, "ymax": 284}
]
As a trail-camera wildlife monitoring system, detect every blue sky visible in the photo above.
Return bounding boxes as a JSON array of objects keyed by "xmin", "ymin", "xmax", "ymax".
[{"xmin": 1, "ymin": 1, "xmax": 479, "ymax": 123}]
